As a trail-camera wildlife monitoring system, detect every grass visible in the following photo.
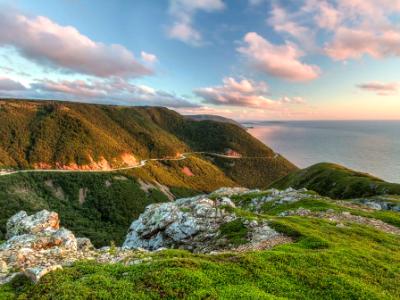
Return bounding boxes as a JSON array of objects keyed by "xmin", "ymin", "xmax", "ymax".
[
  {"xmin": 271, "ymin": 162, "xmax": 400, "ymax": 199},
  {"xmin": 1, "ymin": 214, "xmax": 399, "ymax": 299},
  {"xmin": 219, "ymin": 219, "xmax": 249, "ymax": 246}
]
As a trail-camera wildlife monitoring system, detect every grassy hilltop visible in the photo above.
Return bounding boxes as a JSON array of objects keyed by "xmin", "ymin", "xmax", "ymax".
[{"xmin": 271, "ymin": 162, "xmax": 400, "ymax": 199}]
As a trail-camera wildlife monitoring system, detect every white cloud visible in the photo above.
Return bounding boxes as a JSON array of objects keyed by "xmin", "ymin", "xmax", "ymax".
[
  {"xmin": 237, "ymin": 32, "xmax": 320, "ymax": 81},
  {"xmin": 0, "ymin": 9, "xmax": 153, "ymax": 78},
  {"xmin": 167, "ymin": 0, "xmax": 225, "ymax": 46},
  {"xmin": 141, "ymin": 51, "xmax": 158, "ymax": 64}
]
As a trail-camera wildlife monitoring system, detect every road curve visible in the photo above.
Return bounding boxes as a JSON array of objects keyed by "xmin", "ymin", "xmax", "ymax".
[{"xmin": 0, "ymin": 151, "xmax": 275, "ymax": 177}]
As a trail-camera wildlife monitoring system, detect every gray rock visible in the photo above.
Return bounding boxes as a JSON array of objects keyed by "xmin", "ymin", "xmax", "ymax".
[
  {"xmin": 6, "ymin": 210, "xmax": 59, "ymax": 239},
  {"xmin": 123, "ymin": 193, "xmax": 239, "ymax": 252}
]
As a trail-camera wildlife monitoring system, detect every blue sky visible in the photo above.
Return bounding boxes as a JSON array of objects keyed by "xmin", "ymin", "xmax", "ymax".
[{"xmin": 0, "ymin": 0, "xmax": 400, "ymax": 120}]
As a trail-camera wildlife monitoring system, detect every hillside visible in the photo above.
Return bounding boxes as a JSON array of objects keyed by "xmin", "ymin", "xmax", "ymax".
[
  {"xmin": 0, "ymin": 99, "xmax": 296, "ymax": 189},
  {"xmin": 271, "ymin": 162, "xmax": 400, "ymax": 199},
  {"xmin": 185, "ymin": 114, "xmax": 244, "ymax": 128},
  {"xmin": 0, "ymin": 99, "xmax": 298, "ymax": 246},
  {"xmin": 0, "ymin": 154, "xmax": 238, "ymax": 247},
  {"xmin": 1, "ymin": 187, "xmax": 399, "ymax": 299}
]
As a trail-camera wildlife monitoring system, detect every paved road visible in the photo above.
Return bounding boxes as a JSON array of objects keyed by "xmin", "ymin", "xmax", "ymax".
[{"xmin": 0, "ymin": 151, "xmax": 274, "ymax": 177}]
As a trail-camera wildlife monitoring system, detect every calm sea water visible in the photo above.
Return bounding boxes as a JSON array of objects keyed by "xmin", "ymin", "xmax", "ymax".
[{"xmin": 247, "ymin": 121, "xmax": 400, "ymax": 183}]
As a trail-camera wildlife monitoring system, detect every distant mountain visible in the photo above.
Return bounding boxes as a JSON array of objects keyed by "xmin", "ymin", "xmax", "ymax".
[
  {"xmin": 185, "ymin": 114, "xmax": 244, "ymax": 128},
  {"xmin": 270, "ymin": 162, "xmax": 400, "ymax": 199}
]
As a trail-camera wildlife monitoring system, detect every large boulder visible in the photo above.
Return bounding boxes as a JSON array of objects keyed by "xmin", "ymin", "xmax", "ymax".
[
  {"xmin": 123, "ymin": 188, "xmax": 284, "ymax": 253},
  {"xmin": 0, "ymin": 210, "xmax": 86, "ymax": 284},
  {"xmin": 1, "ymin": 210, "xmax": 76, "ymax": 252}
]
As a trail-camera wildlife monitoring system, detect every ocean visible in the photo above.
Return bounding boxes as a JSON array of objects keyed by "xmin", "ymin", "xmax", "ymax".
[{"xmin": 247, "ymin": 121, "xmax": 400, "ymax": 183}]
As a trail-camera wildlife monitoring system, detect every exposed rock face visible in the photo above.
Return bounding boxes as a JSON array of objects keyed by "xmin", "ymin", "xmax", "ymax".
[
  {"xmin": 6, "ymin": 210, "xmax": 60, "ymax": 239},
  {"xmin": 123, "ymin": 188, "xmax": 286, "ymax": 253},
  {"xmin": 0, "ymin": 210, "xmax": 85, "ymax": 284}
]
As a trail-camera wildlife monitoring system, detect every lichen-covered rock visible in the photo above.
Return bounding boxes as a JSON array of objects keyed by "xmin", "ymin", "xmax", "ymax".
[
  {"xmin": 243, "ymin": 188, "xmax": 319, "ymax": 213},
  {"xmin": 0, "ymin": 211, "xmax": 81, "ymax": 284},
  {"xmin": 123, "ymin": 190, "xmax": 285, "ymax": 253},
  {"xmin": 6, "ymin": 210, "xmax": 59, "ymax": 239},
  {"xmin": 353, "ymin": 196, "xmax": 400, "ymax": 212}
]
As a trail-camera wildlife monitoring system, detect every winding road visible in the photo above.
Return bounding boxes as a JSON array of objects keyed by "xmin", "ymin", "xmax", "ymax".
[{"xmin": 0, "ymin": 151, "xmax": 277, "ymax": 177}]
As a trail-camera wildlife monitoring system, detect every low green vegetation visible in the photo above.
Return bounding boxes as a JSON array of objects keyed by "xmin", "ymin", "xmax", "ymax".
[
  {"xmin": 271, "ymin": 162, "xmax": 400, "ymax": 199},
  {"xmin": 1, "ymin": 205, "xmax": 399, "ymax": 299},
  {"xmin": 219, "ymin": 219, "xmax": 248, "ymax": 246}
]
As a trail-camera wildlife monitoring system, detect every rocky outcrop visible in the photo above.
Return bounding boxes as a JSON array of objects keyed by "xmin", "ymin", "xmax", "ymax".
[
  {"xmin": 0, "ymin": 210, "xmax": 158, "ymax": 284},
  {"xmin": 0, "ymin": 210, "xmax": 87, "ymax": 283},
  {"xmin": 354, "ymin": 196, "xmax": 400, "ymax": 212},
  {"xmin": 243, "ymin": 187, "xmax": 319, "ymax": 213},
  {"xmin": 123, "ymin": 188, "xmax": 288, "ymax": 253}
]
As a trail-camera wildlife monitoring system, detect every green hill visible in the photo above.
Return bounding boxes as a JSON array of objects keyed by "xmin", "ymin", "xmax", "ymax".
[
  {"xmin": 271, "ymin": 162, "xmax": 400, "ymax": 199},
  {"xmin": 0, "ymin": 99, "xmax": 296, "ymax": 188},
  {"xmin": 0, "ymin": 99, "xmax": 297, "ymax": 246}
]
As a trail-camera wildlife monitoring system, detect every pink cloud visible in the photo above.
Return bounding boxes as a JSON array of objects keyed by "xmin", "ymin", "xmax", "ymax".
[
  {"xmin": 237, "ymin": 32, "xmax": 320, "ymax": 81},
  {"xmin": 0, "ymin": 10, "xmax": 152, "ymax": 78},
  {"xmin": 268, "ymin": 5, "xmax": 315, "ymax": 49},
  {"xmin": 194, "ymin": 77, "xmax": 306, "ymax": 108},
  {"xmin": 325, "ymin": 27, "xmax": 400, "ymax": 60},
  {"xmin": 357, "ymin": 81, "xmax": 399, "ymax": 96},
  {"xmin": 314, "ymin": 1, "xmax": 341, "ymax": 30}
]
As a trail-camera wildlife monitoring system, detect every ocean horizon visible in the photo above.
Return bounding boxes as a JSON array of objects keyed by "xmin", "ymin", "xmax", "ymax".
[{"xmin": 248, "ymin": 120, "xmax": 400, "ymax": 183}]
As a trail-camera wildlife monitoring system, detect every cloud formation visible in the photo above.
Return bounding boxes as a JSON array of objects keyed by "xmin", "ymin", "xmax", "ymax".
[
  {"xmin": 30, "ymin": 78, "xmax": 198, "ymax": 108},
  {"xmin": 194, "ymin": 77, "xmax": 305, "ymax": 108},
  {"xmin": 167, "ymin": 0, "xmax": 225, "ymax": 46},
  {"xmin": 310, "ymin": 0, "xmax": 400, "ymax": 60},
  {"xmin": 237, "ymin": 32, "xmax": 320, "ymax": 81},
  {"xmin": 268, "ymin": 5, "xmax": 315, "ymax": 50},
  {"xmin": 0, "ymin": 10, "xmax": 152, "ymax": 78},
  {"xmin": 141, "ymin": 51, "xmax": 158, "ymax": 64},
  {"xmin": 268, "ymin": 1, "xmax": 400, "ymax": 62},
  {"xmin": 325, "ymin": 28, "xmax": 400, "ymax": 60},
  {"xmin": 0, "ymin": 77, "xmax": 26, "ymax": 91},
  {"xmin": 357, "ymin": 81, "xmax": 399, "ymax": 96}
]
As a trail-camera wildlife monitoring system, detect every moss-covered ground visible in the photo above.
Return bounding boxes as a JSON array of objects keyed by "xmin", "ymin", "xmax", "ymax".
[{"xmin": 1, "ymin": 190, "xmax": 399, "ymax": 299}]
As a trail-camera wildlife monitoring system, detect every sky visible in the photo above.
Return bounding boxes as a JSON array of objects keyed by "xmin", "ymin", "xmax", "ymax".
[{"xmin": 0, "ymin": 0, "xmax": 400, "ymax": 120}]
